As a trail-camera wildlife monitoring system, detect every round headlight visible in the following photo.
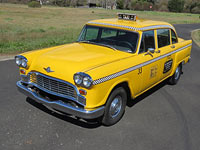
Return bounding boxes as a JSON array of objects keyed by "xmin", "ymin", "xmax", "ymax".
[
  {"xmin": 15, "ymin": 57, "xmax": 22, "ymax": 66},
  {"xmin": 74, "ymin": 74, "xmax": 82, "ymax": 85},
  {"xmin": 83, "ymin": 76, "xmax": 92, "ymax": 88},
  {"xmin": 21, "ymin": 59, "xmax": 27, "ymax": 68}
]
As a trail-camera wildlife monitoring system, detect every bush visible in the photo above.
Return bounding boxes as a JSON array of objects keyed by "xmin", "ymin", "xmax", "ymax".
[
  {"xmin": 133, "ymin": 2, "xmax": 144, "ymax": 11},
  {"xmin": 158, "ymin": 0, "xmax": 169, "ymax": 12},
  {"xmin": 129, "ymin": 1, "xmax": 154, "ymax": 11},
  {"xmin": 185, "ymin": 0, "xmax": 200, "ymax": 13},
  {"xmin": 143, "ymin": 2, "xmax": 153, "ymax": 11},
  {"xmin": 129, "ymin": 0, "xmax": 137, "ymax": 10},
  {"xmin": 28, "ymin": 1, "xmax": 41, "ymax": 8},
  {"xmin": 168, "ymin": 0, "xmax": 185, "ymax": 12},
  {"xmin": 158, "ymin": 5, "xmax": 169, "ymax": 12},
  {"xmin": 192, "ymin": 6, "xmax": 200, "ymax": 14},
  {"xmin": 50, "ymin": 0, "xmax": 69, "ymax": 7},
  {"xmin": 117, "ymin": 0, "xmax": 124, "ymax": 9},
  {"xmin": 153, "ymin": 3, "xmax": 159, "ymax": 11}
]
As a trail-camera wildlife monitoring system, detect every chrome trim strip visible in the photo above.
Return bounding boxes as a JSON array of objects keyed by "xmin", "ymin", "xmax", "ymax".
[
  {"xmin": 17, "ymin": 81, "xmax": 105, "ymax": 119},
  {"xmin": 88, "ymin": 21, "xmax": 175, "ymax": 31},
  {"xmin": 93, "ymin": 43, "xmax": 192, "ymax": 85},
  {"xmin": 23, "ymin": 72, "xmax": 86, "ymax": 106}
]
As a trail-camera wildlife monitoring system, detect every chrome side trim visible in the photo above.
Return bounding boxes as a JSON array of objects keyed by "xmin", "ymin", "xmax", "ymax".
[
  {"xmin": 93, "ymin": 43, "xmax": 192, "ymax": 85},
  {"xmin": 17, "ymin": 81, "xmax": 105, "ymax": 119},
  {"xmin": 23, "ymin": 72, "xmax": 86, "ymax": 106},
  {"xmin": 88, "ymin": 21, "xmax": 175, "ymax": 31}
]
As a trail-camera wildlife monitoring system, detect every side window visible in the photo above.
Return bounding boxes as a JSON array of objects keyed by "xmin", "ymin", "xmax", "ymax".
[
  {"xmin": 84, "ymin": 26, "xmax": 99, "ymax": 41},
  {"xmin": 139, "ymin": 30, "xmax": 155, "ymax": 53},
  {"xmin": 157, "ymin": 29, "xmax": 170, "ymax": 48},
  {"xmin": 171, "ymin": 30, "xmax": 178, "ymax": 44}
]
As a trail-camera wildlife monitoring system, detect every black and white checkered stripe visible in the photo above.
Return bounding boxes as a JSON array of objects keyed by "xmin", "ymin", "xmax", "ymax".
[
  {"xmin": 92, "ymin": 43, "xmax": 192, "ymax": 85},
  {"xmin": 87, "ymin": 21, "xmax": 175, "ymax": 31}
]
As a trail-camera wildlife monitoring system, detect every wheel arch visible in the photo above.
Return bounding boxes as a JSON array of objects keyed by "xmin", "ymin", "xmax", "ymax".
[
  {"xmin": 105, "ymin": 80, "xmax": 133, "ymax": 106},
  {"xmin": 170, "ymin": 56, "xmax": 183, "ymax": 77}
]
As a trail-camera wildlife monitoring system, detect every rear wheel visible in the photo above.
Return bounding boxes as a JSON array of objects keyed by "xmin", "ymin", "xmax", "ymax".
[
  {"xmin": 101, "ymin": 87, "xmax": 127, "ymax": 126},
  {"xmin": 168, "ymin": 64, "xmax": 182, "ymax": 85}
]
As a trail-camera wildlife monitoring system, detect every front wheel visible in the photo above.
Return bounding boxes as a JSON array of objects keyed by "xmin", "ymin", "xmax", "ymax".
[
  {"xmin": 168, "ymin": 64, "xmax": 182, "ymax": 85},
  {"xmin": 101, "ymin": 87, "xmax": 127, "ymax": 126}
]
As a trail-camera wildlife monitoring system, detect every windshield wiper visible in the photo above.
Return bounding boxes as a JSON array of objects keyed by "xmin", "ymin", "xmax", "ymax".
[
  {"xmin": 78, "ymin": 40, "xmax": 91, "ymax": 43},
  {"xmin": 78, "ymin": 40, "xmax": 116, "ymax": 51},
  {"xmin": 96, "ymin": 43, "xmax": 117, "ymax": 51}
]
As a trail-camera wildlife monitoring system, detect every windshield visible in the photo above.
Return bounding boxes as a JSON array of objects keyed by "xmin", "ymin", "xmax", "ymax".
[{"xmin": 78, "ymin": 25, "xmax": 139, "ymax": 53}]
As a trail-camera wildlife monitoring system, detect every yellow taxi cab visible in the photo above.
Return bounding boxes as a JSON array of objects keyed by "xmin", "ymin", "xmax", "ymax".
[{"xmin": 16, "ymin": 14, "xmax": 192, "ymax": 126}]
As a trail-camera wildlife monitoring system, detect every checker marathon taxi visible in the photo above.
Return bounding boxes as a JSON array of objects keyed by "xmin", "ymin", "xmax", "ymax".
[{"xmin": 16, "ymin": 14, "xmax": 192, "ymax": 126}]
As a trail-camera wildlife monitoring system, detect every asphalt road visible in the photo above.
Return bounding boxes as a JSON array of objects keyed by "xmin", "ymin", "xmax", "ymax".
[{"xmin": 0, "ymin": 24, "xmax": 200, "ymax": 150}]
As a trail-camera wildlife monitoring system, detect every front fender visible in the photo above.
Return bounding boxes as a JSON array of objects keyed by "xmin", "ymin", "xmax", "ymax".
[{"xmin": 84, "ymin": 77, "xmax": 133, "ymax": 109}]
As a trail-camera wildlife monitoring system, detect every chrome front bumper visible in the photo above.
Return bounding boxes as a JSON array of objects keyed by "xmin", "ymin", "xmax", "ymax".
[{"xmin": 17, "ymin": 81, "xmax": 105, "ymax": 119}]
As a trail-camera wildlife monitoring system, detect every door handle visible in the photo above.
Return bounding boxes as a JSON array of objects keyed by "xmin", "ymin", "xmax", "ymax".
[
  {"xmin": 171, "ymin": 45, "xmax": 175, "ymax": 48},
  {"xmin": 155, "ymin": 50, "xmax": 160, "ymax": 53}
]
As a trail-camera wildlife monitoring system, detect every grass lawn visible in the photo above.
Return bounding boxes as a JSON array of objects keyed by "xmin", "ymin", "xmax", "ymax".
[
  {"xmin": 0, "ymin": 3, "xmax": 200, "ymax": 54},
  {"xmin": 192, "ymin": 29, "xmax": 200, "ymax": 47}
]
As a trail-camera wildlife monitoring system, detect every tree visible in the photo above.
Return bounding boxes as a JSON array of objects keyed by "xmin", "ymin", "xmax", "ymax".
[
  {"xmin": 185, "ymin": 0, "xmax": 200, "ymax": 13},
  {"xmin": 116, "ymin": 0, "xmax": 123, "ymax": 9},
  {"xmin": 130, "ymin": 0, "xmax": 137, "ymax": 10},
  {"xmin": 147, "ymin": 0, "xmax": 156, "ymax": 5},
  {"xmin": 168, "ymin": 0, "xmax": 185, "ymax": 12}
]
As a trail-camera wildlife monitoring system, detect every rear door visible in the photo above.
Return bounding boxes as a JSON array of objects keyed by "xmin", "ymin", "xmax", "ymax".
[{"xmin": 157, "ymin": 28, "xmax": 178, "ymax": 80}]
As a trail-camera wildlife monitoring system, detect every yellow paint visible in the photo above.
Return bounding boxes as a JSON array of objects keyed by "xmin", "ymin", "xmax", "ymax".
[{"xmin": 18, "ymin": 17, "xmax": 192, "ymax": 110}]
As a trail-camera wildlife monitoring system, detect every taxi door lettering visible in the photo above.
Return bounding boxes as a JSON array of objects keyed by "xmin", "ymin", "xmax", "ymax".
[
  {"xmin": 150, "ymin": 65, "xmax": 158, "ymax": 78},
  {"xmin": 138, "ymin": 67, "xmax": 142, "ymax": 75}
]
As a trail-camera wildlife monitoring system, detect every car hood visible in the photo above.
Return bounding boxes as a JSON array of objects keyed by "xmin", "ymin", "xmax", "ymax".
[{"xmin": 30, "ymin": 43, "xmax": 131, "ymax": 83}]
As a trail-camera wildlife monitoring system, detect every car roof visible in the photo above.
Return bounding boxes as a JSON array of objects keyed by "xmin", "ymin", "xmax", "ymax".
[{"xmin": 87, "ymin": 18, "xmax": 175, "ymax": 31}]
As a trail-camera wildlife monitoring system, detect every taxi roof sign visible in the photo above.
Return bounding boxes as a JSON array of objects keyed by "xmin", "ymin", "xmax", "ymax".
[{"xmin": 118, "ymin": 13, "xmax": 137, "ymax": 21}]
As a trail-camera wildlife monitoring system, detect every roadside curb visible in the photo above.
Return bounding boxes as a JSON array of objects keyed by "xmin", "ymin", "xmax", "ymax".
[
  {"xmin": 191, "ymin": 29, "xmax": 200, "ymax": 48},
  {"xmin": 0, "ymin": 56, "xmax": 15, "ymax": 62}
]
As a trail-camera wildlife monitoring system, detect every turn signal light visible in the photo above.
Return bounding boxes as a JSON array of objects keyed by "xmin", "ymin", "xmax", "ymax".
[
  {"xmin": 79, "ymin": 89, "xmax": 87, "ymax": 95},
  {"xmin": 20, "ymin": 69, "xmax": 26, "ymax": 74}
]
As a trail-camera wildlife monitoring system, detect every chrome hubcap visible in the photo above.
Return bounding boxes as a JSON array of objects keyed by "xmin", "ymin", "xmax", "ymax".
[
  {"xmin": 175, "ymin": 67, "xmax": 180, "ymax": 80},
  {"xmin": 109, "ymin": 96, "xmax": 122, "ymax": 118}
]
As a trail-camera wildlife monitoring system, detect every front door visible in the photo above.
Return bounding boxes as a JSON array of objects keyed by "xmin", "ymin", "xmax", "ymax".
[{"xmin": 137, "ymin": 30, "xmax": 162, "ymax": 93}]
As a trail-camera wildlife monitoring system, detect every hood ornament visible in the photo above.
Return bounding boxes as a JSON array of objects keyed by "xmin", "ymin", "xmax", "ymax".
[{"xmin": 44, "ymin": 67, "xmax": 54, "ymax": 73}]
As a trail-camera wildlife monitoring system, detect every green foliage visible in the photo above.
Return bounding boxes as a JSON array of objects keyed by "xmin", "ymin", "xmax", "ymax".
[
  {"xmin": 1, "ymin": 4, "xmax": 200, "ymax": 53},
  {"xmin": 142, "ymin": 1, "xmax": 151, "ymax": 10},
  {"xmin": 168, "ymin": 0, "xmax": 185, "ymax": 12},
  {"xmin": 185, "ymin": 0, "xmax": 200, "ymax": 13},
  {"xmin": 130, "ymin": 0, "xmax": 137, "ymax": 10},
  {"xmin": 117, "ymin": 0, "xmax": 124, "ymax": 9},
  {"xmin": 70, "ymin": 0, "xmax": 78, "ymax": 7},
  {"xmin": 148, "ymin": 0, "xmax": 156, "ymax": 5},
  {"xmin": 192, "ymin": 6, "xmax": 200, "ymax": 14},
  {"xmin": 0, "ymin": 28, "xmax": 79, "ymax": 53},
  {"xmin": 128, "ymin": 0, "xmax": 153, "ymax": 11},
  {"xmin": 28, "ymin": 1, "xmax": 41, "ymax": 8},
  {"xmin": 158, "ymin": 5, "xmax": 169, "ymax": 12},
  {"xmin": 47, "ymin": 0, "xmax": 84, "ymax": 7},
  {"xmin": 157, "ymin": 0, "xmax": 169, "ymax": 12}
]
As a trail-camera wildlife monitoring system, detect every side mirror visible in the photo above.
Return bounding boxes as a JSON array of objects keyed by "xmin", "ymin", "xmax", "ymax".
[
  {"xmin": 145, "ymin": 48, "xmax": 155, "ymax": 57},
  {"xmin": 148, "ymin": 48, "xmax": 155, "ymax": 53}
]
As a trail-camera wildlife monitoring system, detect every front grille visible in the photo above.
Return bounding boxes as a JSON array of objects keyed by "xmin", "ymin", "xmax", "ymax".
[{"xmin": 30, "ymin": 73, "xmax": 77, "ymax": 99}]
